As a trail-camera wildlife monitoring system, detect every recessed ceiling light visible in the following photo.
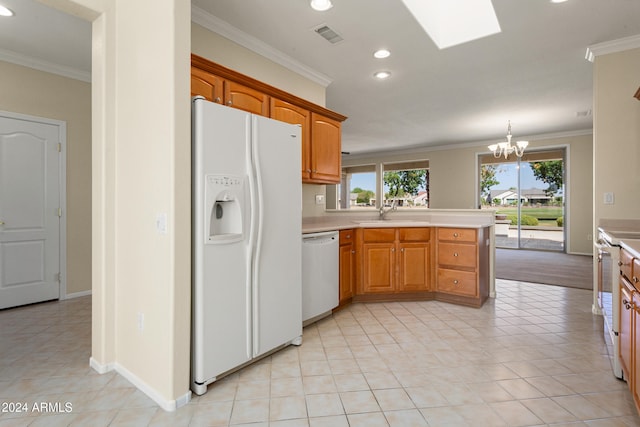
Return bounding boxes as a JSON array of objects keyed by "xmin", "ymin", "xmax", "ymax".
[
  {"xmin": 310, "ymin": 0, "xmax": 333, "ymax": 11},
  {"xmin": 374, "ymin": 71, "xmax": 391, "ymax": 80},
  {"xmin": 550, "ymin": 0, "xmax": 569, "ymax": 3},
  {"xmin": 374, "ymin": 49, "xmax": 391, "ymax": 59},
  {"xmin": 0, "ymin": 5, "xmax": 14, "ymax": 17}
]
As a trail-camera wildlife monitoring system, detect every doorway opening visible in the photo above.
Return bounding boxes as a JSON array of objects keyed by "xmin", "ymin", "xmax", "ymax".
[{"xmin": 480, "ymin": 148, "xmax": 566, "ymax": 251}]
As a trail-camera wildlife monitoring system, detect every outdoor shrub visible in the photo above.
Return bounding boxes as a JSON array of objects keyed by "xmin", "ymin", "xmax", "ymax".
[
  {"xmin": 507, "ymin": 215, "xmax": 539, "ymax": 226},
  {"xmin": 557, "ymin": 216, "xmax": 564, "ymax": 227}
]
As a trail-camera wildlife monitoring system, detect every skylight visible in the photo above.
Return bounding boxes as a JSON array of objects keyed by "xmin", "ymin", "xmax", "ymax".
[{"xmin": 400, "ymin": 0, "xmax": 501, "ymax": 49}]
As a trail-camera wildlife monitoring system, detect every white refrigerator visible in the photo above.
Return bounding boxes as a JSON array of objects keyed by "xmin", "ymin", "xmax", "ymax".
[{"xmin": 191, "ymin": 97, "xmax": 302, "ymax": 395}]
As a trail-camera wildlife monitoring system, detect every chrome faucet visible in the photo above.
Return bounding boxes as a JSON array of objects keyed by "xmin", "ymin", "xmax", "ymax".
[{"xmin": 379, "ymin": 200, "xmax": 397, "ymax": 220}]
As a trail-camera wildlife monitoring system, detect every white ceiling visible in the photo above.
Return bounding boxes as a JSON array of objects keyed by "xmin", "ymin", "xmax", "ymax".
[{"xmin": 3, "ymin": 0, "xmax": 640, "ymax": 155}]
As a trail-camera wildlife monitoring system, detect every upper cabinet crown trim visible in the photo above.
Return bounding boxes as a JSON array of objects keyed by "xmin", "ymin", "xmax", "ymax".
[
  {"xmin": 585, "ymin": 34, "xmax": 640, "ymax": 62},
  {"xmin": 192, "ymin": 54, "xmax": 347, "ymax": 122},
  {"xmin": 192, "ymin": 6, "xmax": 333, "ymax": 88}
]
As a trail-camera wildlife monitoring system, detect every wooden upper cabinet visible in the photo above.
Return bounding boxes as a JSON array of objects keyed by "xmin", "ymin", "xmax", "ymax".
[
  {"xmin": 191, "ymin": 54, "xmax": 346, "ymax": 184},
  {"xmin": 270, "ymin": 99, "xmax": 312, "ymax": 180},
  {"xmin": 191, "ymin": 66, "xmax": 223, "ymax": 103},
  {"xmin": 226, "ymin": 80, "xmax": 269, "ymax": 116},
  {"xmin": 310, "ymin": 113, "xmax": 341, "ymax": 184}
]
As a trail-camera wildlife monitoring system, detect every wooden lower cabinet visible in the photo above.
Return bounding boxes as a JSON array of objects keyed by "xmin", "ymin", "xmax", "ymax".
[
  {"xmin": 435, "ymin": 227, "xmax": 489, "ymax": 307},
  {"xmin": 338, "ymin": 230, "xmax": 355, "ymax": 306},
  {"xmin": 620, "ymin": 275, "xmax": 634, "ymax": 381},
  {"xmin": 618, "ymin": 250, "xmax": 640, "ymax": 414},
  {"xmin": 342, "ymin": 226, "xmax": 489, "ymax": 307},
  {"xmin": 356, "ymin": 227, "xmax": 432, "ymax": 299}
]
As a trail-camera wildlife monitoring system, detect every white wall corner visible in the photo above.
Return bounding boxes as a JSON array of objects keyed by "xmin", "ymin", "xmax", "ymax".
[
  {"xmin": 89, "ymin": 357, "xmax": 114, "ymax": 374},
  {"xmin": 113, "ymin": 363, "xmax": 191, "ymax": 412}
]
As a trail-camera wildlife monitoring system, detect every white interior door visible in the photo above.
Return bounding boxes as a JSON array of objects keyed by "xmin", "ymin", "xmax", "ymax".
[{"xmin": 0, "ymin": 113, "xmax": 62, "ymax": 309}]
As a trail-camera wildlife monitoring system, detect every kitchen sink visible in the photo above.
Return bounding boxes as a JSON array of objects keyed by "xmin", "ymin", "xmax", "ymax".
[{"xmin": 353, "ymin": 219, "xmax": 431, "ymax": 227}]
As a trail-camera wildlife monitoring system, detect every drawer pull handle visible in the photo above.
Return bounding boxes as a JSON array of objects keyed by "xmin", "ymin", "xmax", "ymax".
[
  {"xmin": 453, "ymin": 233, "xmax": 459, "ymax": 237},
  {"xmin": 619, "ymin": 261, "xmax": 623, "ymax": 266},
  {"xmin": 453, "ymin": 252, "xmax": 458, "ymax": 257},
  {"xmin": 453, "ymin": 280, "xmax": 459, "ymax": 285},
  {"xmin": 346, "ymin": 234, "xmax": 351, "ymax": 239},
  {"xmin": 623, "ymin": 299, "xmax": 633, "ymax": 310},
  {"xmin": 634, "ymin": 276, "xmax": 639, "ymax": 283}
]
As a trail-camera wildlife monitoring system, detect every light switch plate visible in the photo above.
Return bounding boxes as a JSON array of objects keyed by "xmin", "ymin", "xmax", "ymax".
[
  {"xmin": 604, "ymin": 192, "xmax": 615, "ymax": 205},
  {"xmin": 315, "ymin": 194, "xmax": 325, "ymax": 205}
]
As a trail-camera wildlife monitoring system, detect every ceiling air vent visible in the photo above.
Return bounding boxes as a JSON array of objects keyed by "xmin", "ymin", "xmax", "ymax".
[{"xmin": 314, "ymin": 24, "xmax": 344, "ymax": 44}]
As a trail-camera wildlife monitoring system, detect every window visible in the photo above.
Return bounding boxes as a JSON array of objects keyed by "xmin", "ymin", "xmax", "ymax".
[
  {"xmin": 382, "ymin": 160, "xmax": 430, "ymax": 209},
  {"xmin": 327, "ymin": 164, "xmax": 377, "ymax": 210},
  {"xmin": 326, "ymin": 160, "xmax": 429, "ymax": 210}
]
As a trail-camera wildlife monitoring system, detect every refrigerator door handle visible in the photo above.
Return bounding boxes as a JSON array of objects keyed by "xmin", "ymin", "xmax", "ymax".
[{"xmin": 248, "ymin": 116, "xmax": 264, "ymax": 358}]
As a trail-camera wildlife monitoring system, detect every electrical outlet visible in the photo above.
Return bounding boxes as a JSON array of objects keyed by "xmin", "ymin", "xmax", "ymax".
[
  {"xmin": 137, "ymin": 312, "xmax": 144, "ymax": 332},
  {"xmin": 315, "ymin": 194, "xmax": 325, "ymax": 205}
]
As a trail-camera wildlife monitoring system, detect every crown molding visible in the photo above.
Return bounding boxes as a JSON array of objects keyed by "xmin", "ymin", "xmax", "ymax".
[
  {"xmin": 0, "ymin": 47, "xmax": 90, "ymax": 82},
  {"xmin": 585, "ymin": 33, "xmax": 640, "ymax": 62},
  {"xmin": 191, "ymin": 5, "xmax": 332, "ymax": 88},
  {"xmin": 344, "ymin": 128, "xmax": 593, "ymax": 159}
]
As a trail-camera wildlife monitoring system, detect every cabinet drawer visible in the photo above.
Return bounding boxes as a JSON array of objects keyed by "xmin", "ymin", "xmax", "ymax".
[
  {"xmin": 438, "ymin": 228, "xmax": 476, "ymax": 243},
  {"xmin": 399, "ymin": 227, "xmax": 430, "ymax": 242},
  {"xmin": 362, "ymin": 228, "xmax": 396, "ymax": 242},
  {"xmin": 438, "ymin": 243, "xmax": 476, "ymax": 268},
  {"xmin": 340, "ymin": 229, "xmax": 355, "ymax": 244},
  {"xmin": 620, "ymin": 248, "xmax": 634, "ymax": 281},
  {"xmin": 437, "ymin": 268, "xmax": 477, "ymax": 297}
]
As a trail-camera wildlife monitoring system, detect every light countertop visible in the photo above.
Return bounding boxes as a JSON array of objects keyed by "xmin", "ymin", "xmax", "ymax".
[{"xmin": 302, "ymin": 210, "xmax": 494, "ymax": 234}]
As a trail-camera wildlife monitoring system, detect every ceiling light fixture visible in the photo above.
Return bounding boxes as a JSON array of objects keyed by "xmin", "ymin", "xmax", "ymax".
[
  {"xmin": 550, "ymin": 0, "xmax": 569, "ymax": 3},
  {"xmin": 374, "ymin": 49, "xmax": 391, "ymax": 59},
  {"xmin": 374, "ymin": 71, "xmax": 391, "ymax": 80},
  {"xmin": 488, "ymin": 121, "xmax": 529, "ymax": 159},
  {"xmin": 310, "ymin": 0, "xmax": 333, "ymax": 11},
  {"xmin": 0, "ymin": 5, "xmax": 14, "ymax": 17}
]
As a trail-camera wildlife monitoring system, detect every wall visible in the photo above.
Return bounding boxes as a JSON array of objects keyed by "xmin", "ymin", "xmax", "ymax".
[
  {"xmin": 593, "ymin": 47, "xmax": 640, "ymax": 223},
  {"xmin": 343, "ymin": 133, "xmax": 593, "ymax": 254},
  {"xmin": 43, "ymin": 0, "xmax": 192, "ymax": 409},
  {"xmin": 0, "ymin": 60, "xmax": 91, "ymax": 296},
  {"xmin": 191, "ymin": 23, "xmax": 325, "ymax": 106}
]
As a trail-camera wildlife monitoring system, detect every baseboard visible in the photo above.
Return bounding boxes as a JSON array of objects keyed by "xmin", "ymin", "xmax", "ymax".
[
  {"xmin": 64, "ymin": 290, "xmax": 92, "ymax": 299},
  {"xmin": 89, "ymin": 357, "xmax": 191, "ymax": 411},
  {"xmin": 89, "ymin": 357, "xmax": 114, "ymax": 374},
  {"xmin": 113, "ymin": 362, "xmax": 191, "ymax": 412}
]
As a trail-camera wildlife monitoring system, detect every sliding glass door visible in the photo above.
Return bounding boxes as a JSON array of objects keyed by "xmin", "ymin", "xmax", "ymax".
[{"xmin": 480, "ymin": 148, "xmax": 566, "ymax": 251}]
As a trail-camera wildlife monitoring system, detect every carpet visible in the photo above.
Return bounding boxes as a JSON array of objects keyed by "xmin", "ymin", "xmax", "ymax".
[{"xmin": 495, "ymin": 248, "xmax": 593, "ymax": 290}]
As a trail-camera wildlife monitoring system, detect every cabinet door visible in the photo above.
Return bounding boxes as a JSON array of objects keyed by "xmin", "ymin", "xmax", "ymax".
[
  {"xmin": 191, "ymin": 66, "xmax": 223, "ymax": 103},
  {"xmin": 310, "ymin": 112, "xmax": 341, "ymax": 184},
  {"xmin": 634, "ymin": 302, "xmax": 640, "ymax": 408},
  {"xmin": 398, "ymin": 243, "xmax": 430, "ymax": 291},
  {"xmin": 270, "ymin": 99, "xmax": 311, "ymax": 180},
  {"xmin": 362, "ymin": 243, "xmax": 395, "ymax": 293},
  {"xmin": 225, "ymin": 80, "xmax": 269, "ymax": 116},
  {"xmin": 339, "ymin": 243, "xmax": 355, "ymax": 303},
  {"xmin": 620, "ymin": 277, "xmax": 634, "ymax": 382}
]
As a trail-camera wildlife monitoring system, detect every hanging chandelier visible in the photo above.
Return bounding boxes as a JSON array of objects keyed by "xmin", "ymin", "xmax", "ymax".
[{"xmin": 488, "ymin": 121, "xmax": 529, "ymax": 159}]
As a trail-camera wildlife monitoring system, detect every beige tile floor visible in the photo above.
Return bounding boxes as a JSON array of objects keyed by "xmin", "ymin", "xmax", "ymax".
[{"xmin": 1, "ymin": 279, "xmax": 640, "ymax": 426}]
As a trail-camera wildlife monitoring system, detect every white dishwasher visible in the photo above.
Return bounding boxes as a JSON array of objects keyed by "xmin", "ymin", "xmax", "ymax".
[{"xmin": 302, "ymin": 231, "xmax": 339, "ymax": 324}]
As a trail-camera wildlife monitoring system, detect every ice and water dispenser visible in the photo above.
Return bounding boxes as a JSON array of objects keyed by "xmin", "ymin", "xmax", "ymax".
[{"xmin": 205, "ymin": 174, "xmax": 244, "ymax": 243}]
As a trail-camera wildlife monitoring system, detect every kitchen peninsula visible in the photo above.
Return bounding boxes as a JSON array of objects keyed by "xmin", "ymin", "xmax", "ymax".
[{"xmin": 303, "ymin": 209, "xmax": 495, "ymax": 309}]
